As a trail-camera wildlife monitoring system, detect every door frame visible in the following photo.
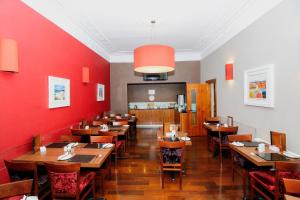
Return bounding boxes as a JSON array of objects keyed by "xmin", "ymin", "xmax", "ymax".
[{"xmin": 205, "ymin": 79, "xmax": 217, "ymax": 117}]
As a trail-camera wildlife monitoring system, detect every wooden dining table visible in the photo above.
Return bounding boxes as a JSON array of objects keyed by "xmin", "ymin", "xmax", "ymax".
[
  {"xmin": 13, "ymin": 143, "xmax": 114, "ymax": 168},
  {"xmin": 156, "ymin": 130, "xmax": 192, "ymax": 146},
  {"xmin": 203, "ymin": 123, "xmax": 239, "ymax": 151},
  {"xmin": 71, "ymin": 125, "xmax": 129, "ymax": 136}
]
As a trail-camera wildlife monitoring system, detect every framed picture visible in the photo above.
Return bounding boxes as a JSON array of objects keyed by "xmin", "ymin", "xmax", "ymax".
[
  {"xmin": 97, "ymin": 84, "xmax": 105, "ymax": 101},
  {"xmin": 244, "ymin": 65, "xmax": 274, "ymax": 107},
  {"xmin": 48, "ymin": 76, "xmax": 70, "ymax": 108}
]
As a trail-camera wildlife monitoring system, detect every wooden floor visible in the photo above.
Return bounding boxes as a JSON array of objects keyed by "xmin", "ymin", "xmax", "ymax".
[{"xmin": 102, "ymin": 128, "xmax": 244, "ymax": 200}]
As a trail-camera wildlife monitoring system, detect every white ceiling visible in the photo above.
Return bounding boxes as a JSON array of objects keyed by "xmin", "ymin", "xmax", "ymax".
[{"xmin": 22, "ymin": 0, "xmax": 283, "ymax": 62}]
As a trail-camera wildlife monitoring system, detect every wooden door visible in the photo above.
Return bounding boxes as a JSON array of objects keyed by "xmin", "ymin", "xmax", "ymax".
[{"xmin": 186, "ymin": 83, "xmax": 211, "ymax": 136}]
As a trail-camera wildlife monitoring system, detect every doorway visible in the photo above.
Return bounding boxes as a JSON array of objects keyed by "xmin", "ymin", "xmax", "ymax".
[{"xmin": 205, "ymin": 79, "xmax": 217, "ymax": 117}]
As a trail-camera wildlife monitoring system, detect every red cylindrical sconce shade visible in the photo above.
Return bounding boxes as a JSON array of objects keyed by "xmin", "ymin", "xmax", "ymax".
[
  {"xmin": 82, "ymin": 67, "xmax": 89, "ymax": 83},
  {"xmin": 134, "ymin": 45, "xmax": 175, "ymax": 73},
  {"xmin": 225, "ymin": 63, "xmax": 233, "ymax": 80},
  {"xmin": 0, "ymin": 38, "xmax": 18, "ymax": 72}
]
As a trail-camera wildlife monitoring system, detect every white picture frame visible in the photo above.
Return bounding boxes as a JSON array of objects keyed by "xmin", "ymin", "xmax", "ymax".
[
  {"xmin": 48, "ymin": 76, "xmax": 70, "ymax": 108},
  {"xmin": 97, "ymin": 84, "xmax": 105, "ymax": 101},
  {"xmin": 244, "ymin": 65, "xmax": 274, "ymax": 107}
]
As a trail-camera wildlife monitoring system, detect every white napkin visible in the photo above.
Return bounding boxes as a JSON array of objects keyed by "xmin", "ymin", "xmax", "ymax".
[
  {"xmin": 180, "ymin": 136, "xmax": 191, "ymax": 141},
  {"xmin": 283, "ymin": 151, "xmax": 300, "ymax": 158},
  {"xmin": 58, "ymin": 153, "xmax": 73, "ymax": 161},
  {"xmin": 102, "ymin": 143, "xmax": 113, "ymax": 148},
  {"xmin": 231, "ymin": 142, "xmax": 244, "ymax": 147}
]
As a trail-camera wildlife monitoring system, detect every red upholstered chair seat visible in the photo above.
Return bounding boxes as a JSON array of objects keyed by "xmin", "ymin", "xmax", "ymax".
[
  {"xmin": 49, "ymin": 171, "xmax": 95, "ymax": 194},
  {"xmin": 4, "ymin": 195, "xmax": 24, "ymax": 200},
  {"xmin": 116, "ymin": 141, "xmax": 124, "ymax": 149},
  {"xmin": 250, "ymin": 171, "xmax": 276, "ymax": 191},
  {"xmin": 250, "ymin": 171, "xmax": 300, "ymax": 192}
]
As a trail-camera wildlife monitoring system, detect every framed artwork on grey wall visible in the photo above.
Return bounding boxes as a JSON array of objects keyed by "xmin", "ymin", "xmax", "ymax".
[
  {"xmin": 244, "ymin": 65, "xmax": 274, "ymax": 107},
  {"xmin": 97, "ymin": 83, "xmax": 105, "ymax": 101},
  {"xmin": 48, "ymin": 76, "xmax": 70, "ymax": 108}
]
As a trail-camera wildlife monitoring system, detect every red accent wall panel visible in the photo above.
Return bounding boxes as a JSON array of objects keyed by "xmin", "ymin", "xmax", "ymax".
[{"xmin": 0, "ymin": 0, "xmax": 110, "ymax": 182}]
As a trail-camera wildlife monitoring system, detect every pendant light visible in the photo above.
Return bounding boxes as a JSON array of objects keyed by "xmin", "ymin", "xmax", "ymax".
[{"xmin": 133, "ymin": 20, "xmax": 175, "ymax": 74}]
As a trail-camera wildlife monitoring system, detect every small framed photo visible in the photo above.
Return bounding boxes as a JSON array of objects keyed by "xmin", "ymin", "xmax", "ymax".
[
  {"xmin": 244, "ymin": 65, "xmax": 274, "ymax": 107},
  {"xmin": 48, "ymin": 76, "xmax": 70, "ymax": 108},
  {"xmin": 97, "ymin": 84, "xmax": 105, "ymax": 101}
]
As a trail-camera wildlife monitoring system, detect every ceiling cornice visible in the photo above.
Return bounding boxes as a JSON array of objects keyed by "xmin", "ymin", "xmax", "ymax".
[{"xmin": 22, "ymin": 0, "xmax": 284, "ymax": 63}]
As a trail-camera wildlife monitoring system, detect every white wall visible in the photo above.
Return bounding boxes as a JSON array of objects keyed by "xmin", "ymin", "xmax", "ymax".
[{"xmin": 201, "ymin": 0, "xmax": 300, "ymax": 153}]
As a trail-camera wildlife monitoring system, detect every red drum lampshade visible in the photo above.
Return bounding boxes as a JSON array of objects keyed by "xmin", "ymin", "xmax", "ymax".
[{"xmin": 134, "ymin": 45, "xmax": 175, "ymax": 73}]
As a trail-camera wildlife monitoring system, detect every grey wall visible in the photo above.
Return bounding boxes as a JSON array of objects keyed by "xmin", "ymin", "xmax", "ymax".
[
  {"xmin": 201, "ymin": 0, "xmax": 300, "ymax": 153},
  {"xmin": 128, "ymin": 83, "xmax": 186, "ymax": 102},
  {"xmin": 111, "ymin": 61, "xmax": 200, "ymax": 113}
]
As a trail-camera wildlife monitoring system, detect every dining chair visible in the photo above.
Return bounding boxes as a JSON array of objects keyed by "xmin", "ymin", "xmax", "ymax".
[
  {"xmin": 0, "ymin": 179, "xmax": 33, "ymax": 199},
  {"xmin": 227, "ymin": 134, "xmax": 255, "ymax": 197},
  {"xmin": 270, "ymin": 131, "xmax": 286, "ymax": 152},
  {"xmin": 90, "ymin": 135, "xmax": 113, "ymax": 195},
  {"xmin": 60, "ymin": 135, "xmax": 81, "ymax": 142},
  {"xmin": 250, "ymin": 161, "xmax": 300, "ymax": 200},
  {"xmin": 212, "ymin": 126, "xmax": 238, "ymax": 163},
  {"xmin": 283, "ymin": 178, "xmax": 300, "ymax": 197},
  {"xmin": 113, "ymin": 119, "xmax": 128, "ymax": 126},
  {"xmin": 92, "ymin": 119, "xmax": 109, "ymax": 126},
  {"xmin": 33, "ymin": 135, "xmax": 41, "ymax": 153},
  {"xmin": 71, "ymin": 128, "xmax": 94, "ymax": 136},
  {"xmin": 44, "ymin": 162, "xmax": 96, "ymax": 200},
  {"xmin": 163, "ymin": 122, "xmax": 171, "ymax": 134},
  {"xmin": 90, "ymin": 136, "xmax": 113, "ymax": 144},
  {"xmin": 205, "ymin": 116, "xmax": 220, "ymax": 152},
  {"xmin": 159, "ymin": 141, "xmax": 185, "ymax": 189},
  {"xmin": 99, "ymin": 131, "xmax": 125, "ymax": 160},
  {"xmin": 4, "ymin": 160, "xmax": 50, "ymax": 199}
]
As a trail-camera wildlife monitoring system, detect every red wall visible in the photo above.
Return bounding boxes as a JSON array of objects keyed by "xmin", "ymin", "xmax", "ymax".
[{"xmin": 0, "ymin": 0, "xmax": 110, "ymax": 182}]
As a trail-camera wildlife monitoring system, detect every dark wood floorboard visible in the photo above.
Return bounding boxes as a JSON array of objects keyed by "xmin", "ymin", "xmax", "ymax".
[{"xmin": 101, "ymin": 128, "xmax": 244, "ymax": 200}]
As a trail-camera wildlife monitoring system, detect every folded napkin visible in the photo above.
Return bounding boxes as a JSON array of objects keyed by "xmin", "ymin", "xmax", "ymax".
[
  {"xmin": 231, "ymin": 142, "xmax": 244, "ymax": 147},
  {"xmin": 102, "ymin": 143, "xmax": 113, "ymax": 148},
  {"xmin": 180, "ymin": 136, "xmax": 191, "ymax": 141},
  {"xmin": 21, "ymin": 196, "xmax": 38, "ymax": 200},
  {"xmin": 57, "ymin": 153, "xmax": 73, "ymax": 161}
]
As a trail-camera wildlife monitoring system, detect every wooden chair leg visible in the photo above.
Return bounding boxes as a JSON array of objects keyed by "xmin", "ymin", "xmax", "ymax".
[
  {"xmin": 161, "ymin": 172, "xmax": 164, "ymax": 189},
  {"xmin": 250, "ymin": 178, "xmax": 255, "ymax": 200},
  {"xmin": 101, "ymin": 174, "xmax": 105, "ymax": 196},
  {"xmin": 219, "ymin": 146, "xmax": 222, "ymax": 164},
  {"xmin": 92, "ymin": 179, "xmax": 96, "ymax": 200},
  {"xmin": 242, "ymin": 169, "xmax": 247, "ymax": 198},
  {"xmin": 179, "ymin": 170, "xmax": 182, "ymax": 190}
]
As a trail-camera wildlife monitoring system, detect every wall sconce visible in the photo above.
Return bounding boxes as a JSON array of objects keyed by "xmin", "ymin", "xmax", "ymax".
[
  {"xmin": 225, "ymin": 63, "xmax": 233, "ymax": 80},
  {"xmin": 82, "ymin": 67, "xmax": 89, "ymax": 83},
  {"xmin": 0, "ymin": 38, "xmax": 18, "ymax": 72}
]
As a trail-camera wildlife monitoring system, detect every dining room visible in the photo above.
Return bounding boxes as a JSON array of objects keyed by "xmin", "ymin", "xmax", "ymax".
[{"xmin": 1, "ymin": 0, "xmax": 300, "ymax": 200}]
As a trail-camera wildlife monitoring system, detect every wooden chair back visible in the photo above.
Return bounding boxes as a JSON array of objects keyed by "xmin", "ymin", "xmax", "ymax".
[
  {"xmin": 4, "ymin": 160, "xmax": 38, "ymax": 196},
  {"xmin": 227, "ymin": 134, "xmax": 252, "ymax": 143},
  {"xmin": 60, "ymin": 135, "xmax": 81, "ymax": 142},
  {"xmin": 283, "ymin": 178, "xmax": 300, "ymax": 197},
  {"xmin": 71, "ymin": 128, "xmax": 93, "ymax": 136},
  {"xmin": 92, "ymin": 119, "xmax": 108, "ymax": 126},
  {"xmin": 163, "ymin": 122, "xmax": 171, "ymax": 134},
  {"xmin": 0, "ymin": 179, "xmax": 33, "ymax": 198},
  {"xmin": 33, "ymin": 135, "xmax": 41, "ymax": 152},
  {"xmin": 205, "ymin": 116, "xmax": 220, "ymax": 124},
  {"xmin": 217, "ymin": 126, "xmax": 238, "ymax": 142},
  {"xmin": 275, "ymin": 162, "xmax": 300, "ymax": 198},
  {"xmin": 114, "ymin": 120, "xmax": 128, "ymax": 125},
  {"xmin": 45, "ymin": 162, "xmax": 81, "ymax": 199},
  {"xmin": 270, "ymin": 131, "xmax": 286, "ymax": 152},
  {"xmin": 90, "ymin": 136, "xmax": 113, "ymax": 143}
]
